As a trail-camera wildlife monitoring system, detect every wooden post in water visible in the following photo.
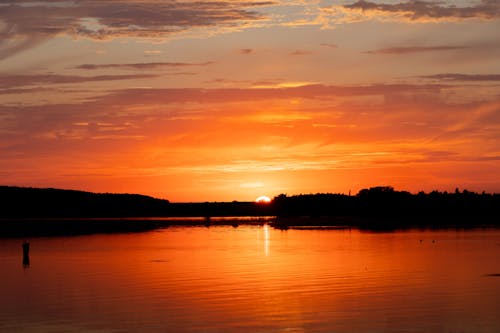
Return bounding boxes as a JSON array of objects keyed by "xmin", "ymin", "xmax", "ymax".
[{"xmin": 22, "ymin": 241, "xmax": 30, "ymax": 267}]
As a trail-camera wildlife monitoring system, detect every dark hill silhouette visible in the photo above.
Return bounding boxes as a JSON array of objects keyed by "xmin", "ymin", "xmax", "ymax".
[{"xmin": 0, "ymin": 186, "xmax": 170, "ymax": 218}]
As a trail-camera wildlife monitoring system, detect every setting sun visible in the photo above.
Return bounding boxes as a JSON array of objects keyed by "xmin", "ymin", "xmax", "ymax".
[{"xmin": 255, "ymin": 196, "xmax": 271, "ymax": 203}]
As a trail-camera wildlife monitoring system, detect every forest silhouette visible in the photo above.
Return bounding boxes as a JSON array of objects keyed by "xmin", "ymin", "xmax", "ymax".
[{"xmin": 0, "ymin": 185, "xmax": 498, "ymax": 236}]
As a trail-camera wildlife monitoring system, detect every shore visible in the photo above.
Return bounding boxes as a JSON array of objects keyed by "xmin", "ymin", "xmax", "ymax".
[
  {"xmin": 0, "ymin": 217, "xmax": 274, "ymax": 237},
  {"xmin": 2, "ymin": 215, "xmax": 499, "ymax": 237}
]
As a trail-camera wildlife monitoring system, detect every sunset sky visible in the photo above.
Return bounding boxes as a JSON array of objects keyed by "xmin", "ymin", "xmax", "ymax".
[{"xmin": 1, "ymin": 0, "xmax": 499, "ymax": 201}]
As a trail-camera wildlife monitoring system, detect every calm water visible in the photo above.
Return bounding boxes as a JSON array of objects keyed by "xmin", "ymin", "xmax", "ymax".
[{"xmin": 1, "ymin": 225, "xmax": 499, "ymax": 333}]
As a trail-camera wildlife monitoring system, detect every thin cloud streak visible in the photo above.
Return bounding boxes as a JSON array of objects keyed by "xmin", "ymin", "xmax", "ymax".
[
  {"xmin": 0, "ymin": 73, "xmax": 159, "ymax": 89},
  {"xmin": 73, "ymin": 62, "xmax": 214, "ymax": 70},
  {"xmin": 367, "ymin": 45, "xmax": 469, "ymax": 55},
  {"xmin": 420, "ymin": 73, "xmax": 500, "ymax": 82},
  {"xmin": 320, "ymin": 43, "xmax": 338, "ymax": 49},
  {"xmin": 97, "ymin": 83, "xmax": 445, "ymax": 105},
  {"xmin": 290, "ymin": 50, "xmax": 313, "ymax": 56}
]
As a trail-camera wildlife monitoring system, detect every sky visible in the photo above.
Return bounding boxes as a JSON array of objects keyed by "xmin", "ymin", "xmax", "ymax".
[{"xmin": 1, "ymin": 0, "xmax": 499, "ymax": 202}]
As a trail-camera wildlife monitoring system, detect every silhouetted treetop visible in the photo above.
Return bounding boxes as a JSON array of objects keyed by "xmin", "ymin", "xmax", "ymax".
[{"xmin": 272, "ymin": 187, "xmax": 499, "ymax": 222}]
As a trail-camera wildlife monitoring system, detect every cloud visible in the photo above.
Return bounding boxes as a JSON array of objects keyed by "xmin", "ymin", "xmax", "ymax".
[
  {"xmin": 0, "ymin": 82, "xmax": 446, "ymax": 112},
  {"xmin": 320, "ymin": 43, "xmax": 338, "ymax": 49},
  {"xmin": 143, "ymin": 50, "xmax": 162, "ymax": 56},
  {"xmin": 240, "ymin": 48, "xmax": 254, "ymax": 54},
  {"xmin": 0, "ymin": 33, "xmax": 53, "ymax": 61},
  {"xmin": 0, "ymin": 1, "xmax": 274, "ymax": 60},
  {"xmin": 290, "ymin": 50, "xmax": 313, "ymax": 56},
  {"xmin": 321, "ymin": 0, "xmax": 500, "ymax": 25},
  {"xmin": 0, "ymin": 87, "xmax": 56, "ymax": 95},
  {"xmin": 366, "ymin": 45, "xmax": 469, "ymax": 54},
  {"xmin": 92, "ymin": 83, "xmax": 445, "ymax": 106},
  {"xmin": 419, "ymin": 73, "xmax": 500, "ymax": 82},
  {"xmin": 1, "ymin": 83, "xmax": 497, "ymax": 189},
  {"xmin": 73, "ymin": 61, "xmax": 214, "ymax": 70},
  {"xmin": 345, "ymin": 0, "xmax": 500, "ymax": 20},
  {"xmin": 0, "ymin": 73, "xmax": 159, "ymax": 89}
]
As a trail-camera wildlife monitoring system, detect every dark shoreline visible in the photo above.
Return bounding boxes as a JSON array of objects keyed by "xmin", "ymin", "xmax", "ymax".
[
  {"xmin": 1, "ymin": 185, "xmax": 499, "ymax": 236},
  {"xmin": 272, "ymin": 215, "xmax": 500, "ymax": 231},
  {"xmin": 1, "ymin": 216, "xmax": 499, "ymax": 237},
  {"xmin": 0, "ymin": 217, "xmax": 274, "ymax": 237}
]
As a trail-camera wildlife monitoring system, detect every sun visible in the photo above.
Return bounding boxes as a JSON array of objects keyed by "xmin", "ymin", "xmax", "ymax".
[{"xmin": 255, "ymin": 195, "xmax": 271, "ymax": 203}]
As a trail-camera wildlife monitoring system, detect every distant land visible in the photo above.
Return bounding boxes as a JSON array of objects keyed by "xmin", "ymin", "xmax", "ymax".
[
  {"xmin": 0, "ymin": 185, "xmax": 499, "ymax": 236},
  {"xmin": 0, "ymin": 186, "xmax": 272, "ymax": 218}
]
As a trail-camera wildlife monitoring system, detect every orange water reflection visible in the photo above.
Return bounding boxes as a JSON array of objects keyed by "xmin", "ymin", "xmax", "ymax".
[{"xmin": 0, "ymin": 226, "xmax": 499, "ymax": 332}]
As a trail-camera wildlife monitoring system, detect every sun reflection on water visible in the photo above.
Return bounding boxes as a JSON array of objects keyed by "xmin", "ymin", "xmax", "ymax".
[{"xmin": 264, "ymin": 224, "xmax": 270, "ymax": 256}]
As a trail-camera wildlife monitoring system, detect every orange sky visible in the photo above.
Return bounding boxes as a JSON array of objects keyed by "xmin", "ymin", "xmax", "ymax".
[{"xmin": 1, "ymin": 0, "xmax": 499, "ymax": 201}]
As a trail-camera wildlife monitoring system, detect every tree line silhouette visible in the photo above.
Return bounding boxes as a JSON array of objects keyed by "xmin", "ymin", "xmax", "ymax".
[
  {"xmin": 0, "ymin": 185, "xmax": 498, "ymax": 235},
  {"xmin": 271, "ymin": 186, "xmax": 500, "ymax": 229}
]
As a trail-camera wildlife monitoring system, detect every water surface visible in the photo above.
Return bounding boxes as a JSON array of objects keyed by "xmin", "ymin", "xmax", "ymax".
[{"xmin": 1, "ymin": 225, "xmax": 499, "ymax": 332}]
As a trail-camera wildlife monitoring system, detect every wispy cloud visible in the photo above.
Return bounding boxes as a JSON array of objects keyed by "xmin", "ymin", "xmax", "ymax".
[
  {"xmin": 240, "ymin": 48, "xmax": 254, "ymax": 54},
  {"xmin": 290, "ymin": 50, "xmax": 313, "ymax": 56},
  {"xmin": 345, "ymin": 0, "xmax": 500, "ymax": 21},
  {"xmin": 321, "ymin": 0, "xmax": 500, "ymax": 26},
  {"xmin": 0, "ymin": 73, "xmax": 159, "ymax": 89},
  {"xmin": 420, "ymin": 73, "xmax": 500, "ymax": 81},
  {"xmin": 143, "ymin": 50, "xmax": 162, "ymax": 56},
  {"xmin": 320, "ymin": 43, "xmax": 338, "ymax": 49},
  {"xmin": 73, "ymin": 62, "xmax": 214, "ymax": 70},
  {"xmin": 0, "ymin": 0, "xmax": 274, "ymax": 60},
  {"xmin": 94, "ymin": 83, "xmax": 445, "ymax": 106},
  {"xmin": 366, "ymin": 45, "xmax": 469, "ymax": 55},
  {"xmin": 0, "ymin": 87, "xmax": 55, "ymax": 95}
]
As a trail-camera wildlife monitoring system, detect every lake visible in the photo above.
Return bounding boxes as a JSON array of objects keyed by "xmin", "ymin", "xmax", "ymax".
[{"xmin": 1, "ymin": 225, "xmax": 499, "ymax": 332}]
